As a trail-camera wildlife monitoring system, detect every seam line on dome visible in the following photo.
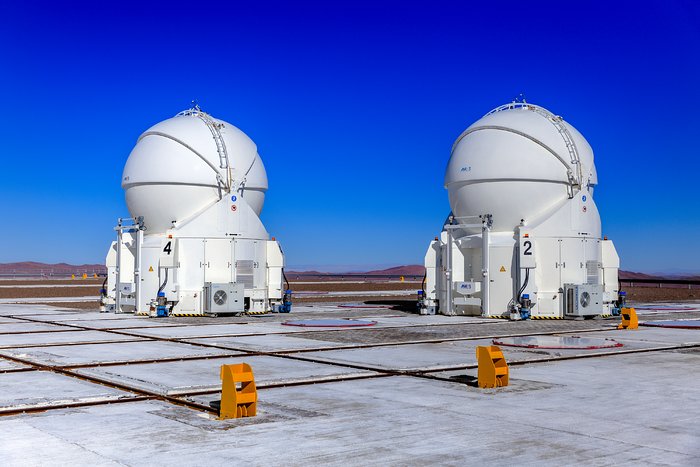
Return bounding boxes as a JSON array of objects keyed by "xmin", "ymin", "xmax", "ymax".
[
  {"xmin": 446, "ymin": 178, "xmax": 571, "ymax": 188},
  {"xmin": 451, "ymin": 125, "xmax": 572, "ymax": 176},
  {"xmin": 122, "ymin": 181, "xmax": 220, "ymax": 189},
  {"xmin": 138, "ymin": 131, "xmax": 223, "ymax": 180}
]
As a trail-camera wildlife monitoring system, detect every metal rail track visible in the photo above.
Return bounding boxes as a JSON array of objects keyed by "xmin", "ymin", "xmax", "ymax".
[
  {"xmin": 2, "ymin": 308, "xmax": 698, "ymax": 419},
  {"xmin": 0, "ymin": 352, "xmax": 220, "ymax": 417}
]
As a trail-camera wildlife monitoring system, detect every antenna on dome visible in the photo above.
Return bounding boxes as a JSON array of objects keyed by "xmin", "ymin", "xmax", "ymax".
[{"xmin": 513, "ymin": 93, "xmax": 527, "ymax": 103}]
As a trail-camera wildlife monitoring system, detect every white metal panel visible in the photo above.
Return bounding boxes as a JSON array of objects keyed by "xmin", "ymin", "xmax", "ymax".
[
  {"xmin": 601, "ymin": 240, "xmax": 620, "ymax": 295},
  {"xmin": 559, "ymin": 238, "xmax": 585, "ymax": 285},
  {"xmin": 519, "ymin": 232, "xmax": 536, "ymax": 269},
  {"xmin": 138, "ymin": 245, "xmax": 161, "ymax": 312},
  {"xmin": 531, "ymin": 237, "xmax": 563, "ymax": 317},
  {"xmin": 204, "ymin": 238, "xmax": 232, "ymax": 284},
  {"xmin": 176, "ymin": 238, "xmax": 205, "ymax": 291},
  {"xmin": 487, "ymin": 246, "xmax": 514, "ymax": 315},
  {"xmin": 266, "ymin": 240, "xmax": 284, "ymax": 300},
  {"xmin": 253, "ymin": 240, "xmax": 267, "ymax": 291},
  {"xmin": 423, "ymin": 240, "xmax": 440, "ymax": 300},
  {"xmin": 159, "ymin": 238, "xmax": 178, "ymax": 268}
]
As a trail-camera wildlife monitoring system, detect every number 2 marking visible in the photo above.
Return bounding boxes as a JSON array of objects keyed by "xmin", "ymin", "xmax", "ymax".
[
  {"xmin": 163, "ymin": 241, "xmax": 172, "ymax": 255},
  {"xmin": 523, "ymin": 240, "xmax": 532, "ymax": 255}
]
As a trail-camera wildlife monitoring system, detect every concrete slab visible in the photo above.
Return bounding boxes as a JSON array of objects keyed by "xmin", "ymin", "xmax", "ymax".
[
  {"xmin": 123, "ymin": 318, "xmax": 488, "ymax": 340},
  {"xmin": 0, "ymin": 371, "xmax": 134, "ymax": 413},
  {"xmin": 0, "ymin": 340, "xmax": 240, "ymax": 366},
  {"xmin": 2, "ymin": 362, "xmax": 698, "ymax": 465},
  {"xmin": 578, "ymin": 327, "xmax": 700, "ymax": 346},
  {"xmin": 0, "ymin": 358, "xmax": 30, "ymax": 371},
  {"xmin": 0, "ymin": 322, "xmax": 77, "ymax": 334},
  {"xmin": 186, "ymin": 334, "xmax": 364, "ymax": 352},
  {"xmin": 300, "ymin": 334, "xmax": 676, "ymax": 372},
  {"xmin": 366, "ymin": 314, "xmax": 497, "ymax": 326},
  {"xmin": 633, "ymin": 301, "xmax": 700, "ymax": 315},
  {"xmin": 55, "ymin": 318, "xmax": 192, "ymax": 329},
  {"xmin": 0, "ymin": 302, "xmax": 698, "ymax": 465},
  {"xmin": 21, "ymin": 312, "xmax": 135, "ymax": 321},
  {"xmin": 0, "ymin": 330, "xmax": 140, "ymax": 348},
  {"xmin": 300, "ymin": 341, "xmax": 482, "ymax": 371},
  {"xmin": 0, "ymin": 305, "xmax": 83, "ymax": 316},
  {"xmin": 120, "ymin": 322, "xmax": 345, "ymax": 338},
  {"xmin": 74, "ymin": 356, "xmax": 379, "ymax": 395},
  {"xmin": 0, "ymin": 317, "xmax": 26, "ymax": 324}
]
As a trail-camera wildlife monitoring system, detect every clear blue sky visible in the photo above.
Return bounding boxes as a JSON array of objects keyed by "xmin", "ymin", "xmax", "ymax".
[{"xmin": 0, "ymin": 1, "xmax": 698, "ymax": 273}]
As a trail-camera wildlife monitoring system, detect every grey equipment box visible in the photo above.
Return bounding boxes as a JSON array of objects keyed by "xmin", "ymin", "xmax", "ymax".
[
  {"xmin": 204, "ymin": 282, "xmax": 245, "ymax": 315},
  {"xmin": 563, "ymin": 284, "xmax": 604, "ymax": 317}
]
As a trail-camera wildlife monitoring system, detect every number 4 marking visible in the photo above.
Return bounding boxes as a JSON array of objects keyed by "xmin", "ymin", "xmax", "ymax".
[{"xmin": 163, "ymin": 241, "xmax": 172, "ymax": 255}]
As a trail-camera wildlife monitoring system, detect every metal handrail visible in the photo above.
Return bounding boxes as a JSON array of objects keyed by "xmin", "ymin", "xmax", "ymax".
[
  {"xmin": 484, "ymin": 102, "xmax": 583, "ymax": 190},
  {"xmin": 451, "ymin": 101, "xmax": 584, "ymax": 198},
  {"xmin": 177, "ymin": 106, "xmax": 232, "ymax": 192}
]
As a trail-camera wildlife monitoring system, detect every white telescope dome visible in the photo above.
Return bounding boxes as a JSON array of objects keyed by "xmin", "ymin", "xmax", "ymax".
[
  {"xmin": 445, "ymin": 102, "xmax": 596, "ymax": 232},
  {"xmin": 122, "ymin": 108, "xmax": 268, "ymax": 233}
]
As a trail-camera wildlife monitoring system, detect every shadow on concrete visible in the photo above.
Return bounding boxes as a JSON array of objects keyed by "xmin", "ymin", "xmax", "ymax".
[
  {"xmin": 447, "ymin": 374, "xmax": 479, "ymax": 387},
  {"xmin": 362, "ymin": 299, "xmax": 419, "ymax": 313}
]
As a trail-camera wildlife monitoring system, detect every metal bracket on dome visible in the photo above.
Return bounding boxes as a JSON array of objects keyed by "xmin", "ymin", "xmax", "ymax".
[
  {"xmin": 177, "ymin": 106, "xmax": 232, "ymax": 193},
  {"xmin": 481, "ymin": 102, "xmax": 584, "ymax": 197}
]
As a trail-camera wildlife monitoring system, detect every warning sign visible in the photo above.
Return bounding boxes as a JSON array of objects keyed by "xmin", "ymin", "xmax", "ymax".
[
  {"xmin": 499, "ymin": 266, "xmax": 506, "ymax": 272},
  {"xmin": 148, "ymin": 266, "xmax": 154, "ymax": 272}
]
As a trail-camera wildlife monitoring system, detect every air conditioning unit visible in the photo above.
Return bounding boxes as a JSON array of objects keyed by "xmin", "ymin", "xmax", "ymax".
[
  {"xmin": 204, "ymin": 282, "xmax": 244, "ymax": 315},
  {"xmin": 563, "ymin": 284, "xmax": 604, "ymax": 317}
]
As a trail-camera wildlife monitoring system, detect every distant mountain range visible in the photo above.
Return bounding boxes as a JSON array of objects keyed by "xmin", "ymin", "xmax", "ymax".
[
  {"xmin": 286, "ymin": 265, "xmax": 426, "ymax": 276},
  {"xmin": 0, "ymin": 262, "xmax": 106, "ymax": 274},
  {"xmin": 0, "ymin": 262, "xmax": 696, "ymax": 280}
]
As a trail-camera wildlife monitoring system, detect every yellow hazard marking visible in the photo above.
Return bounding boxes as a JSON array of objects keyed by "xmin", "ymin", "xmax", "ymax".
[
  {"xmin": 148, "ymin": 266, "xmax": 154, "ymax": 272},
  {"xmin": 499, "ymin": 266, "xmax": 506, "ymax": 272}
]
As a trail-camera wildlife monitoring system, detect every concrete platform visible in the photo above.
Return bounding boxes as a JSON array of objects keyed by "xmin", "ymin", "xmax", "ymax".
[
  {"xmin": 74, "ymin": 356, "xmax": 380, "ymax": 395},
  {"xmin": 0, "ymin": 330, "xmax": 141, "ymax": 348},
  {"xmin": 0, "ymin": 302, "xmax": 697, "ymax": 465},
  {"xmin": 0, "ymin": 340, "xmax": 239, "ymax": 367},
  {"xmin": 0, "ymin": 371, "xmax": 134, "ymax": 413}
]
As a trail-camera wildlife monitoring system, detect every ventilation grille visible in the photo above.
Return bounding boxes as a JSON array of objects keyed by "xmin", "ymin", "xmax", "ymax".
[
  {"xmin": 236, "ymin": 260, "xmax": 255, "ymax": 289},
  {"xmin": 586, "ymin": 261, "xmax": 601, "ymax": 285}
]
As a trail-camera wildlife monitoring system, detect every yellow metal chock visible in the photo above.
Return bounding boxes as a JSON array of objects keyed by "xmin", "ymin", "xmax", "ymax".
[
  {"xmin": 476, "ymin": 345, "xmax": 509, "ymax": 388},
  {"xmin": 218, "ymin": 363, "xmax": 257, "ymax": 420},
  {"xmin": 618, "ymin": 307, "xmax": 638, "ymax": 330}
]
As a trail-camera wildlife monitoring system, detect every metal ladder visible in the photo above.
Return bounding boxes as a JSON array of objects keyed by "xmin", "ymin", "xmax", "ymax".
[
  {"xmin": 177, "ymin": 106, "xmax": 232, "ymax": 192},
  {"xmin": 485, "ymin": 101, "xmax": 584, "ymax": 196},
  {"xmin": 529, "ymin": 106, "xmax": 583, "ymax": 192}
]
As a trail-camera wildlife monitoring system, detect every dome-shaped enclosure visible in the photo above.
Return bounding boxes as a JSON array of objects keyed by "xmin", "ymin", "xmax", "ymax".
[
  {"xmin": 122, "ymin": 108, "xmax": 268, "ymax": 233},
  {"xmin": 445, "ymin": 103, "xmax": 596, "ymax": 232}
]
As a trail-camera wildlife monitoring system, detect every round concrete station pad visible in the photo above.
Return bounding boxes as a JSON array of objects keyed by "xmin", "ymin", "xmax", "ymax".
[{"xmin": 493, "ymin": 335, "xmax": 623, "ymax": 349}]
